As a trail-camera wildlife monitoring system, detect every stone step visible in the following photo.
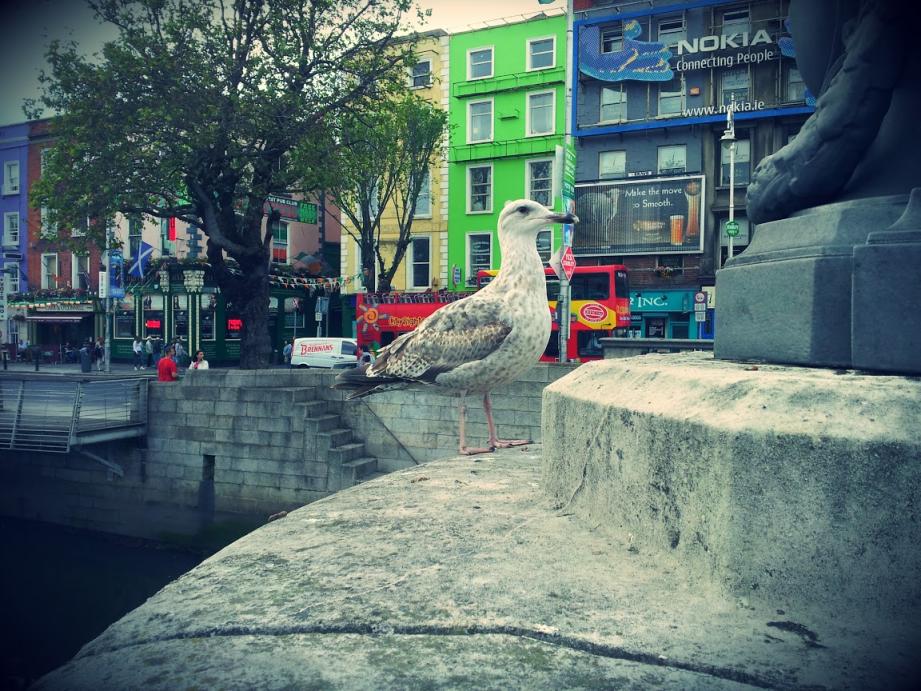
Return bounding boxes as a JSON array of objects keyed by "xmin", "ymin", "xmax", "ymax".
[
  {"xmin": 317, "ymin": 428, "xmax": 353, "ymax": 451},
  {"xmin": 299, "ymin": 400, "xmax": 328, "ymax": 418},
  {"xmin": 341, "ymin": 457, "xmax": 379, "ymax": 485},
  {"xmin": 234, "ymin": 387, "xmax": 317, "ymax": 403},
  {"xmin": 328, "ymin": 442, "xmax": 365, "ymax": 465},
  {"xmin": 303, "ymin": 414, "xmax": 340, "ymax": 435}
]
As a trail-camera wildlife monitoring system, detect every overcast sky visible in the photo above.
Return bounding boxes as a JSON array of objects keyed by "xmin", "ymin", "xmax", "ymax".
[{"xmin": 0, "ymin": 0, "xmax": 566, "ymax": 127}]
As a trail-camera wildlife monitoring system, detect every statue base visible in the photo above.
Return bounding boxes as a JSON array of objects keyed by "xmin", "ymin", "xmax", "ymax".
[{"xmin": 714, "ymin": 195, "xmax": 906, "ymax": 368}]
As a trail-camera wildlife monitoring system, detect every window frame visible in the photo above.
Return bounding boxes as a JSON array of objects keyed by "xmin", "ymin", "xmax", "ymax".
[
  {"xmin": 526, "ymin": 89, "xmax": 556, "ymax": 137},
  {"xmin": 72, "ymin": 253, "xmax": 90, "ymax": 290},
  {"xmin": 467, "ymin": 46, "xmax": 494, "ymax": 81},
  {"xmin": 657, "ymin": 144, "xmax": 687, "ymax": 175},
  {"xmin": 409, "ymin": 236, "xmax": 432, "ymax": 289},
  {"xmin": 657, "ymin": 15, "xmax": 686, "ymax": 49},
  {"xmin": 3, "ymin": 160, "xmax": 20, "ymax": 195},
  {"xmin": 600, "ymin": 24, "xmax": 623, "ymax": 53},
  {"xmin": 41, "ymin": 252, "xmax": 59, "ymax": 290},
  {"xmin": 128, "ymin": 215, "xmax": 142, "ymax": 259},
  {"xmin": 5, "ymin": 264, "xmax": 19, "ymax": 293},
  {"xmin": 721, "ymin": 67, "xmax": 750, "ymax": 106},
  {"xmin": 200, "ymin": 294, "xmax": 218, "ymax": 340},
  {"xmin": 466, "ymin": 163, "xmax": 493, "ymax": 215},
  {"xmin": 413, "ymin": 169, "xmax": 432, "ymax": 218},
  {"xmin": 3, "ymin": 211, "xmax": 19, "ymax": 246},
  {"xmin": 786, "ymin": 66, "xmax": 806, "ymax": 102},
  {"xmin": 526, "ymin": 157, "xmax": 554, "ymax": 207},
  {"xmin": 271, "ymin": 218, "xmax": 289, "ymax": 264},
  {"xmin": 40, "ymin": 207, "xmax": 54, "ymax": 238},
  {"xmin": 599, "ymin": 150, "xmax": 627, "ymax": 179},
  {"xmin": 658, "ymin": 76, "xmax": 684, "ymax": 117},
  {"xmin": 599, "ymin": 85, "xmax": 627, "ymax": 123},
  {"xmin": 410, "ymin": 58, "xmax": 432, "ymax": 89},
  {"xmin": 536, "ymin": 229, "xmax": 553, "ymax": 264},
  {"xmin": 722, "ymin": 7, "xmax": 750, "ymax": 35},
  {"xmin": 720, "ymin": 138, "xmax": 751, "ymax": 186},
  {"xmin": 527, "ymin": 36, "xmax": 556, "ymax": 71},
  {"xmin": 467, "ymin": 98, "xmax": 494, "ymax": 144},
  {"xmin": 466, "ymin": 232, "xmax": 493, "ymax": 284}
]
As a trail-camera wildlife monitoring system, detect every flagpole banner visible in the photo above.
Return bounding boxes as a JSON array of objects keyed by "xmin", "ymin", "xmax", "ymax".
[
  {"xmin": 109, "ymin": 250, "xmax": 126, "ymax": 298},
  {"xmin": 129, "ymin": 242, "xmax": 155, "ymax": 278}
]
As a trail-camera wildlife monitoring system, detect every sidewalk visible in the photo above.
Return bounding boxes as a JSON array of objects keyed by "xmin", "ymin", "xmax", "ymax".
[{"xmin": 35, "ymin": 447, "xmax": 916, "ymax": 690}]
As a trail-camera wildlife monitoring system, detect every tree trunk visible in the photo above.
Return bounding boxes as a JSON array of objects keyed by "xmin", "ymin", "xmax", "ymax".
[{"xmin": 237, "ymin": 258, "xmax": 272, "ymax": 369}]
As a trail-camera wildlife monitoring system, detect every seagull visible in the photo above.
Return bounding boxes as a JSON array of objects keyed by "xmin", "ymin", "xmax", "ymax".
[{"xmin": 335, "ymin": 199, "xmax": 578, "ymax": 454}]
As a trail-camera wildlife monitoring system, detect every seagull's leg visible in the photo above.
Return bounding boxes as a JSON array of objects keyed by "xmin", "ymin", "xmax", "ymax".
[
  {"xmin": 483, "ymin": 392, "xmax": 530, "ymax": 449},
  {"xmin": 459, "ymin": 393, "xmax": 492, "ymax": 455}
]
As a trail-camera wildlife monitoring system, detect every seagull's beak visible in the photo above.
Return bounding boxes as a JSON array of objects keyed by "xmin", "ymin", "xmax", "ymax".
[{"xmin": 545, "ymin": 211, "xmax": 579, "ymax": 225}]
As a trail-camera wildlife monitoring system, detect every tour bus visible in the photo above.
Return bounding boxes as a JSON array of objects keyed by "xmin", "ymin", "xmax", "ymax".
[{"xmin": 354, "ymin": 265, "xmax": 629, "ymax": 363}]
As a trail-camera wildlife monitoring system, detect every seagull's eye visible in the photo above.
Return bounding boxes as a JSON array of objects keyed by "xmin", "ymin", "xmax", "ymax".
[{"xmin": 517, "ymin": 205, "xmax": 529, "ymax": 214}]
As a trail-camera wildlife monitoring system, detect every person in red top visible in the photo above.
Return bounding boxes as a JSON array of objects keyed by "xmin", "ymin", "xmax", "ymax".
[{"xmin": 157, "ymin": 345, "xmax": 179, "ymax": 382}]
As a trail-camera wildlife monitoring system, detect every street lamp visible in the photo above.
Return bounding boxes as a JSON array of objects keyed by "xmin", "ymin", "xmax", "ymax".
[{"xmin": 721, "ymin": 94, "xmax": 737, "ymax": 264}]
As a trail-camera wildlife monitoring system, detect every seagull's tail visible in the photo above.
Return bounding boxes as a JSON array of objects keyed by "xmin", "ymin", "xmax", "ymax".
[{"xmin": 332, "ymin": 364, "xmax": 406, "ymax": 400}]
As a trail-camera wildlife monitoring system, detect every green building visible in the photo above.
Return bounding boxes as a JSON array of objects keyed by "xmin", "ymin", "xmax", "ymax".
[{"xmin": 447, "ymin": 14, "xmax": 567, "ymax": 289}]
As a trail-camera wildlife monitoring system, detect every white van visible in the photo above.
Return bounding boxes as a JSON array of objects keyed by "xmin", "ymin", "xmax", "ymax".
[{"xmin": 290, "ymin": 338, "xmax": 359, "ymax": 369}]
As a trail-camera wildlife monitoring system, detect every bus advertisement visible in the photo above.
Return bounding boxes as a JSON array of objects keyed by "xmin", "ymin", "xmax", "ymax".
[{"xmin": 354, "ymin": 265, "xmax": 629, "ymax": 363}]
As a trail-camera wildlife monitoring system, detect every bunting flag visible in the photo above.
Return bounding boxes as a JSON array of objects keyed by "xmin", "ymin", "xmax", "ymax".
[{"xmin": 129, "ymin": 242, "xmax": 155, "ymax": 278}]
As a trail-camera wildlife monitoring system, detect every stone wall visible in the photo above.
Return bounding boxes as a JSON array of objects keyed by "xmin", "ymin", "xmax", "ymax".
[{"xmin": 0, "ymin": 364, "xmax": 573, "ymax": 539}]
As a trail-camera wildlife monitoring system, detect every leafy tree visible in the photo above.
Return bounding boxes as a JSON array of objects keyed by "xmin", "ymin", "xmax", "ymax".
[
  {"xmin": 319, "ymin": 93, "xmax": 447, "ymax": 293},
  {"xmin": 28, "ymin": 0, "xmax": 422, "ymax": 368}
]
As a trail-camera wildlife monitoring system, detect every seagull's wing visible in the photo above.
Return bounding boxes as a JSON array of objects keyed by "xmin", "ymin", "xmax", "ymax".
[{"xmin": 370, "ymin": 294, "xmax": 511, "ymax": 383}]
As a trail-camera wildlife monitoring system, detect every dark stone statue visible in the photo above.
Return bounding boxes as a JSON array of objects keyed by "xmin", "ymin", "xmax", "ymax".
[{"xmin": 715, "ymin": 0, "xmax": 921, "ymax": 374}]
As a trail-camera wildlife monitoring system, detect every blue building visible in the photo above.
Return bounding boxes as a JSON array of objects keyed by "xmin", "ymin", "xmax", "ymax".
[
  {"xmin": 571, "ymin": 0, "xmax": 813, "ymax": 338},
  {"xmin": 1, "ymin": 122, "xmax": 30, "ymax": 347}
]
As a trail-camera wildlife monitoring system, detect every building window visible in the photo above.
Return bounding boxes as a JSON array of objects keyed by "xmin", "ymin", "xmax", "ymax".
[
  {"xmin": 271, "ymin": 218, "xmax": 289, "ymax": 263},
  {"xmin": 40, "ymin": 207, "xmax": 54, "ymax": 238},
  {"xmin": 528, "ymin": 37, "xmax": 555, "ymax": 70},
  {"xmin": 722, "ymin": 7, "xmax": 750, "ymax": 35},
  {"xmin": 601, "ymin": 24, "xmax": 622, "ymax": 53},
  {"xmin": 658, "ymin": 77, "xmax": 684, "ymax": 116},
  {"xmin": 468, "ymin": 47, "xmax": 493, "ymax": 80},
  {"xmin": 410, "ymin": 236, "xmax": 431, "ymax": 289},
  {"xmin": 143, "ymin": 294, "xmax": 164, "ymax": 338},
  {"xmin": 536, "ymin": 229, "xmax": 552, "ymax": 263},
  {"xmin": 599, "ymin": 150, "xmax": 626, "ymax": 179},
  {"xmin": 527, "ymin": 159, "xmax": 553, "ymax": 207},
  {"xmin": 600, "ymin": 86, "xmax": 626, "ymax": 123},
  {"xmin": 787, "ymin": 67, "xmax": 806, "ymax": 102},
  {"xmin": 411, "ymin": 59, "xmax": 431, "ymax": 88},
  {"xmin": 40, "ymin": 148, "xmax": 51, "ymax": 175},
  {"xmin": 114, "ymin": 294, "xmax": 135, "ymax": 338},
  {"xmin": 72, "ymin": 253, "xmax": 90, "ymax": 290},
  {"xmin": 128, "ymin": 216, "xmax": 142, "ymax": 259},
  {"xmin": 414, "ymin": 169, "xmax": 431, "ymax": 217},
  {"xmin": 721, "ymin": 139, "xmax": 751, "ymax": 185},
  {"xmin": 3, "ymin": 161, "xmax": 20, "ymax": 194},
  {"xmin": 720, "ymin": 216, "xmax": 751, "ymax": 246},
  {"xmin": 468, "ymin": 99, "xmax": 493, "ymax": 143},
  {"xmin": 657, "ymin": 145, "xmax": 686, "ymax": 174},
  {"xmin": 283, "ymin": 296, "xmax": 305, "ymax": 330},
  {"xmin": 201, "ymin": 294, "xmax": 217, "ymax": 339},
  {"xmin": 3, "ymin": 212, "xmax": 19, "ymax": 246},
  {"xmin": 721, "ymin": 68, "xmax": 749, "ymax": 106},
  {"xmin": 467, "ymin": 233, "xmax": 492, "ymax": 283},
  {"xmin": 657, "ymin": 16, "xmax": 685, "ymax": 49},
  {"xmin": 71, "ymin": 216, "xmax": 88, "ymax": 238},
  {"xmin": 5, "ymin": 264, "xmax": 19, "ymax": 293},
  {"xmin": 172, "ymin": 294, "xmax": 189, "ymax": 340},
  {"xmin": 467, "ymin": 164, "xmax": 492, "ymax": 214},
  {"xmin": 41, "ymin": 253, "xmax": 58, "ymax": 289},
  {"xmin": 527, "ymin": 90, "xmax": 555, "ymax": 136}
]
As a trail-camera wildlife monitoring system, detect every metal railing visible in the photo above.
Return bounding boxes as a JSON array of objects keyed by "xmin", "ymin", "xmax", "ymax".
[
  {"xmin": 0, "ymin": 377, "xmax": 147, "ymax": 453},
  {"xmin": 599, "ymin": 337, "xmax": 714, "ymax": 359}
]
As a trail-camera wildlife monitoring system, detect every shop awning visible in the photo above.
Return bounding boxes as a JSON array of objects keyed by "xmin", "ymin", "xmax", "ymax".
[{"xmin": 25, "ymin": 314, "xmax": 88, "ymax": 323}]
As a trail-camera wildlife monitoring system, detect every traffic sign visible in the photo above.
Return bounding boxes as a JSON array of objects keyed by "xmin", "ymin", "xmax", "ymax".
[
  {"xmin": 694, "ymin": 311, "xmax": 707, "ymax": 322},
  {"xmin": 725, "ymin": 220, "xmax": 740, "ymax": 237},
  {"xmin": 561, "ymin": 246, "xmax": 577, "ymax": 281}
]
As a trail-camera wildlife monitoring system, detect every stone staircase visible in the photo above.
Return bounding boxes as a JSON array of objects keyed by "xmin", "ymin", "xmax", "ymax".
[{"xmin": 300, "ymin": 395, "xmax": 378, "ymax": 492}]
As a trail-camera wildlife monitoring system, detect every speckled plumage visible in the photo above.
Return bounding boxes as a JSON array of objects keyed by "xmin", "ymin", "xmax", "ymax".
[{"xmin": 335, "ymin": 199, "xmax": 577, "ymax": 453}]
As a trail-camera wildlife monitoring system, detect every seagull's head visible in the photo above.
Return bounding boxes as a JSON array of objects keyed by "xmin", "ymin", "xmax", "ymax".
[{"xmin": 498, "ymin": 199, "xmax": 579, "ymax": 239}]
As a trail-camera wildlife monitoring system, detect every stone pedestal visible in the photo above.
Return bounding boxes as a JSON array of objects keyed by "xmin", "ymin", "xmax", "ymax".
[
  {"xmin": 714, "ymin": 195, "xmax": 906, "ymax": 368},
  {"xmin": 542, "ymin": 353, "xmax": 921, "ymax": 618}
]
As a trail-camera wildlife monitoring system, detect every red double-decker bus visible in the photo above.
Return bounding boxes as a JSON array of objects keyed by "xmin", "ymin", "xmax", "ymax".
[{"xmin": 354, "ymin": 264, "xmax": 629, "ymax": 363}]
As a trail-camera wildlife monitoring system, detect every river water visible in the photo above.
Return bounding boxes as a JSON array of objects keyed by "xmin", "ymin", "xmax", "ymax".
[{"xmin": 0, "ymin": 517, "xmax": 204, "ymax": 689}]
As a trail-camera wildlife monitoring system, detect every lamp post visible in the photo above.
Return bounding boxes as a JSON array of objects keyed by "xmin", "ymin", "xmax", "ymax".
[
  {"xmin": 721, "ymin": 94, "xmax": 737, "ymax": 264},
  {"xmin": 558, "ymin": 0, "xmax": 574, "ymax": 362}
]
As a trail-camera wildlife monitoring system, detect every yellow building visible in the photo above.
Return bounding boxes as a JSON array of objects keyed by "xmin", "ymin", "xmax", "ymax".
[{"xmin": 341, "ymin": 29, "xmax": 450, "ymax": 294}]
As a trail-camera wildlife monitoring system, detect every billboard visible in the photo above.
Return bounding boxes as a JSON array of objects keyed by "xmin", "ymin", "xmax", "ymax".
[{"xmin": 573, "ymin": 175, "xmax": 705, "ymax": 256}]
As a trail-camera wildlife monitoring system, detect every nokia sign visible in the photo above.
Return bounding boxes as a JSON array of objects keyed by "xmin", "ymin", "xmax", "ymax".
[{"xmin": 676, "ymin": 29, "xmax": 773, "ymax": 55}]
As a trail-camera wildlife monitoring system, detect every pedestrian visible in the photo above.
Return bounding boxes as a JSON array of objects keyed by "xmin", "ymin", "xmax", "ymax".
[
  {"xmin": 144, "ymin": 336, "xmax": 153, "ymax": 368},
  {"xmin": 189, "ymin": 350, "xmax": 209, "ymax": 371},
  {"xmin": 132, "ymin": 336, "xmax": 144, "ymax": 370},
  {"xmin": 174, "ymin": 338, "xmax": 187, "ymax": 367},
  {"xmin": 152, "ymin": 335, "xmax": 163, "ymax": 365},
  {"xmin": 283, "ymin": 339, "xmax": 293, "ymax": 366},
  {"xmin": 94, "ymin": 337, "xmax": 105, "ymax": 371},
  {"xmin": 157, "ymin": 344, "xmax": 179, "ymax": 382}
]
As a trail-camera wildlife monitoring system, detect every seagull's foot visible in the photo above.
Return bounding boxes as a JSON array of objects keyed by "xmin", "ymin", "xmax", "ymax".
[
  {"xmin": 491, "ymin": 439, "xmax": 531, "ymax": 449},
  {"xmin": 459, "ymin": 445, "xmax": 496, "ymax": 456}
]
